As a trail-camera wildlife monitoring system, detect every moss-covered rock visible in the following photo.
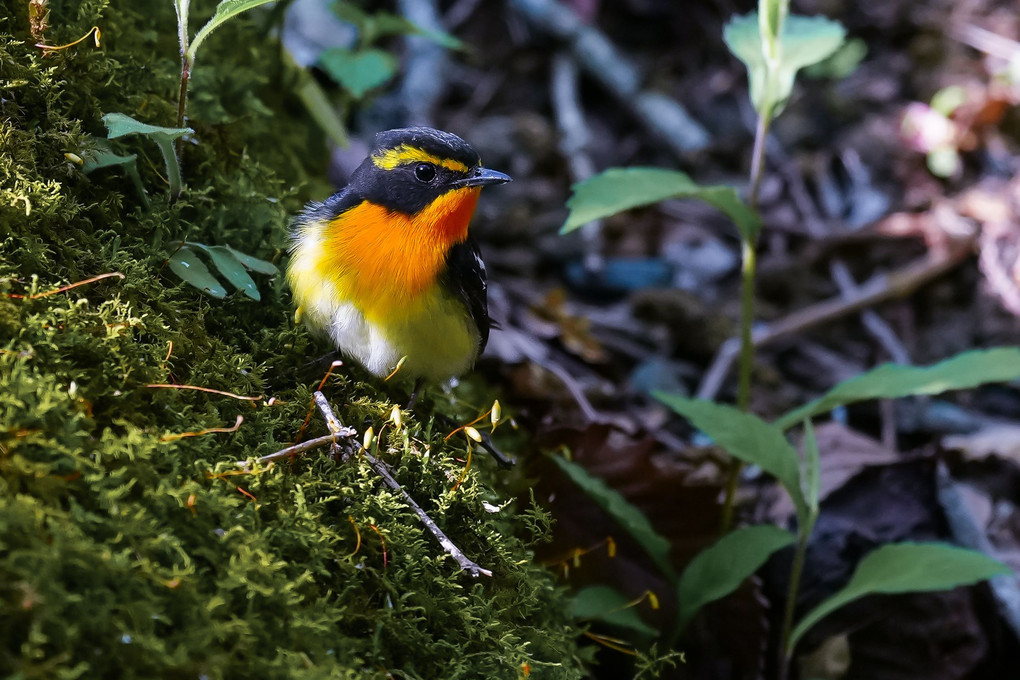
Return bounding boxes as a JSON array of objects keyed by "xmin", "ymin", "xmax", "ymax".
[{"xmin": 0, "ymin": 2, "xmax": 587, "ymax": 677}]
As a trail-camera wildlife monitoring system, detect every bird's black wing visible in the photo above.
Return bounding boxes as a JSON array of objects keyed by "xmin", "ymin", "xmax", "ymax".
[{"xmin": 441, "ymin": 238, "xmax": 492, "ymax": 353}]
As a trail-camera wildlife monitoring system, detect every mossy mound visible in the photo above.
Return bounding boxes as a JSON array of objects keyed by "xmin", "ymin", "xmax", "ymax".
[{"xmin": 0, "ymin": 2, "xmax": 587, "ymax": 677}]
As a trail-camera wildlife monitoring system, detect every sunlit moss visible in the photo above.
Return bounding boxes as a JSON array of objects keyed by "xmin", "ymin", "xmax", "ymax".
[{"xmin": 0, "ymin": 2, "xmax": 586, "ymax": 677}]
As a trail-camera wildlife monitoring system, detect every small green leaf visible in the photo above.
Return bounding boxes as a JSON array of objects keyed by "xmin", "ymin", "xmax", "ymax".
[
  {"xmin": 102, "ymin": 113, "xmax": 191, "ymax": 198},
  {"xmin": 926, "ymin": 147, "xmax": 961, "ymax": 178},
  {"xmin": 570, "ymin": 586, "xmax": 659, "ymax": 637},
  {"xmin": 80, "ymin": 145, "xmax": 150, "ymax": 207},
  {"xmin": 319, "ymin": 48, "xmax": 397, "ymax": 99},
  {"xmin": 759, "ymin": 0, "xmax": 787, "ymax": 57},
  {"xmin": 678, "ymin": 525, "xmax": 794, "ymax": 627},
  {"xmin": 789, "ymin": 543, "xmax": 1009, "ymax": 653},
  {"xmin": 81, "ymin": 149, "xmax": 136, "ymax": 173},
  {"xmin": 776, "ymin": 348, "xmax": 1020, "ymax": 430},
  {"xmin": 725, "ymin": 12, "xmax": 846, "ymax": 116},
  {"xmin": 549, "ymin": 454, "xmax": 675, "ymax": 581},
  {"xmin": 654, "ymin": 394, "xmax": 809, "ymax": 525},
  {"xmin": 930, "ymin": 85, "xmax": 968, "ymax": 117},
  {"xmin": 225, "ymin": 246, "xmax": 278, "ymax": 275},
  {"xmin": 331, "ymin": 2, "xmax": 371, "ymax": 33},
  {"xmin": 372, "ymin": 12, "xmax": 463, "ymax": 50},
  {"xmin": 202, "ymin": 246, "xmax": 261, "ymax": 301},
  {"xmin": 187, "ymin": 0, "xmax": 276, "ymax": 63},
  {"xmin": 561, "ymin": 168, "xmax": 760, "ymax": 241},
  {"xmin": 102, "ymin": 112, "xmax": 191, "ymax": 142},
  {"xmin": 803, "ymin": 37, "xmax": 867, "ymax": 80},
  {"xmin": 168, "ymin": 247, "xmax": 228, "ymax": 298}
]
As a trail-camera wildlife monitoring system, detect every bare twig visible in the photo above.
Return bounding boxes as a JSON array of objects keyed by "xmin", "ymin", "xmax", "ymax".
[
  {"xmin": 950, "ymin": 23, "xmax": 1020, "ymax": 61},
  {"xmin": 936, "ymin": 461, "xmax": 1020, "ymax": 639},
  {"xmin": 313, "ymin": 391, "xmax": 493, "ymax": 577},
  {"xmin": 551, "ymin": 52, "xmax": 603, "ymax": 273},
  {"xmin": 443, "ymin": 0, "xmax": 483, "ymax": 31},
  {"xmin": 696, "ymin": 240, "xmax": 974, "ymax": 401},
  {"xmin": 509, "ymin": 0, "xmax": 709, "ymax": 155},
  {"xmin": 238, "ymin": 434, "xmax": 341, "ymax": 467},
  {"xmin": 238, "ymin": 392, "xmax": 494, "ymax": 576},
  {"xmin": 777, "ymin": 146, "xmax": 911, "ymax": 365}
]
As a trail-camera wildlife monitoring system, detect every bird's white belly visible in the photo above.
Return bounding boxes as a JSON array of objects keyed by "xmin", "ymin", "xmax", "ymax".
[{"xmin": 307, "ymin": 284, "xmax": 479, "ymax": 382}]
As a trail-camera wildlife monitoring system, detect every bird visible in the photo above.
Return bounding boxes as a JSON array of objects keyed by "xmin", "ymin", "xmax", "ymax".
[{"xmin": 287, "ymin": 127, "xmax": 512, "ymax": 386}]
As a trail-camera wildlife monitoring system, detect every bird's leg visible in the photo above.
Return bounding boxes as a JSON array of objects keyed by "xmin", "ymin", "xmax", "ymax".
[{"xmin": 406, "ymin": 377, "xmax": 425, "ymax": 409}]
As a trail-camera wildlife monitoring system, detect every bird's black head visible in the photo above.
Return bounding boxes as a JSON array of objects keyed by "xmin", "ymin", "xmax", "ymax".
[{"xmin": 346, "ymin": 127, "xmax": 511, "ymax": 215}]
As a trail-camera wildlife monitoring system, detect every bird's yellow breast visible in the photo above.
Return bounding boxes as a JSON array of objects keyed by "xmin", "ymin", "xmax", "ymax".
[{"xmin": 287, "ymin": 188, "xmax": 483, "ymax": 380}]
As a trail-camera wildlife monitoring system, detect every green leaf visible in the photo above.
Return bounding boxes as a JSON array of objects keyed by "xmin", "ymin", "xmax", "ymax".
[
  {"xmin": 561, "ymin": 168, "xmax": 761, "ymax": 241},
  {"xmin": 926, "ymin": 147, "xmax": 961, "ymax": 178},
  {"xmin": 803, "ymin": 37, "xmax": 867, "ymax": 80},
  {"xmin": 653, "ymin": 394, "xmax": 808, "ymax": 525},
  {"xmin": 175, "ymin": 0, "xmax": 191, "ymax": 55},
  {"xmin": 724, "ymin": 12, "xmax": 846, "ymax": 116},
  {"xmin": 333, "ymin": 3, "xmax": 462, "ymax": 50},
  {"xmin": 759, "ymin": 0, "xmax": 787, "ymax": 57},
  {"xmin": 678, "ymin": 525, "xmax": 794, "ymax": 627},
  {"xmin": 80, "ymin": 145, "xmax": 150, "ymax": 208},
  {"xmin": 930, "ymin": 85, "xmax": 968, "ymax": 117},
  {"xmin": 776, "ymin": 348, "xmax": 1020, "ymax": 430},
  {"xmin": 789, "ymin": 543, "xmax": 1009, "ymax": 653},
  {"xmin": 200, "ymin": 245, "xmax": 261, "ymax": 301},
  {"xmin": 101, "ymin": 113, "xmax": 191, "ymax": 198},
  {"xmin": 549, "ymin": 454, "xmax": 675, "ymax": 581},
  {"xmin": 318, "ymin": 48, "xmax": 398, "ymax": 99},
  {"xmin": 102, "ymin": 112, "xmax": 191, "ymax": 142},
  {"xmin": 187, "ymin": 0, "xmax": 276, "ymax": 63},
  {"xmin": 167, "ymin": 247, "xmax": 228, "ymax": 299},
  {"xmin": 81, "ymin": 148, "xmax": 137, "ymax": 173},
  {"xmin": 570, "ymin": 586, "xmax": 659, "ymax": 637},
  {"xmin": 225, "ymin": 246, "xmax": 278, "ymax": 275},
  {"xmin": 372, "ymin": 12, "xmax": 463, "ymax": 50}
]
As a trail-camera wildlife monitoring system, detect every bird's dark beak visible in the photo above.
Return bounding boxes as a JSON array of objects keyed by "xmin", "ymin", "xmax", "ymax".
[{"xmin": 456, "ymin": 167, "xmax": 512, "ymax": 188}]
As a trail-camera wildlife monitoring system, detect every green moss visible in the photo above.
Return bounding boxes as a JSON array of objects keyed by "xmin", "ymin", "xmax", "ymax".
[{"xmin": 0, "ymin": 2, "xmax": 587, "ymax": 678}]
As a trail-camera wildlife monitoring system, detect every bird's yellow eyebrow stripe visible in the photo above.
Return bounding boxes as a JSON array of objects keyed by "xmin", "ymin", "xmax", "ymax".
[{"xmin": 371, "ymin": 144, "xmax": 471, "ymax": 173}]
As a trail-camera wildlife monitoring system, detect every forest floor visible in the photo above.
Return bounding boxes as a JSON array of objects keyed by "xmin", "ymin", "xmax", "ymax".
[{"xmin": 314, "ymin": 0, "xmax": 1020, "ymax": 677}]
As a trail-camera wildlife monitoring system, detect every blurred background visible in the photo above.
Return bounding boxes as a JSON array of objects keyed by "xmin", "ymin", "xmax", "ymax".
[{"xmin": 277, "ymin": 0, "xmax": 1020, "ymax": 677}]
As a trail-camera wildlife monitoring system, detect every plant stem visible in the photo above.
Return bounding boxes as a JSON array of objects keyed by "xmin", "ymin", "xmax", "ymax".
[
  {"xmin": 719, "ymin": 110, "xmax": 771, "ymax": 533},
  {"xmin": 779, "ymin": 522, "xmax": 812, "ymax": 680},
  {"xmin": 174, "ymin": 0, "xmax": 190, "ymax": 201},
  {"xmin": 173, "ymin": 56, "xmax": 190, "ymax": 198},
  {"xmin": 747, "ymin": 109, "xmax": 771, "ymax": 216}
]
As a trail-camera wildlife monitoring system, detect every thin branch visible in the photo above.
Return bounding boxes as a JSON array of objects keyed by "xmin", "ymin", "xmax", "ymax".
[
  {"xmin": 551, "ymin": 52, "xmax": 603, "ymax": 272},
  {"xmin": 696, "ymin": 240, "xmax": 974, "ymax": 401},
  {"xmin": 936, "ymin": 461, "xmax": 1020, "ymax": 639},
  {"xmin": 313, "ymin": 391, "xmax": 493, "ymax": 577},
  {"xmin": 237, "ymin": 434, "xmax": 341, "ymax": 467},
  {"xmin": 509, "ymin": 0, "xmax": 709, "ymax": 155}
]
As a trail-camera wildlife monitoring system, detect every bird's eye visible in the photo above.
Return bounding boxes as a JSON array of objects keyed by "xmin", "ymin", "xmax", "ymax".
[{"xmin": 413, "ymin": 163, "xmax": 436, "ymax": 183}]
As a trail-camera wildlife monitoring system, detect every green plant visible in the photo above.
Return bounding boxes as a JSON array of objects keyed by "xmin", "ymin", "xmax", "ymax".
[
  {"xmin": 167, "ymin": 241, "xmax": 278, "ymax": 300},
  {"xmin": 173, "ymin": 0, "xmax": 276, "ymax": 173},
  {"xmin": 101, "ymin": 112, "xmax": 191, "ymax": 199},
  {"xmin": 318, "ymin": 2, "xmax": 462, "ymax": 100},
  {"xmin": 564, "ymin": 0, "xmax": 847, "ymax": 533},
  {"xmin": 559, "ymin": 1, "xmax": 1014, "ymax": 676},
  {"xmin": 2, "ymin": 1, "xmax": 589, "ymax": 676}
]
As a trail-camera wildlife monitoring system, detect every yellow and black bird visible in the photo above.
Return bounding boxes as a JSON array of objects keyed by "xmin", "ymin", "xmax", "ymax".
[{"xmin": 287, "ymin": 127, "xmax": 511, "ymax": 384}]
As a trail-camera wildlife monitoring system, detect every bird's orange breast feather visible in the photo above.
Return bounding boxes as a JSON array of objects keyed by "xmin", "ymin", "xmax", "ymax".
[{"xmin": 315, "ymin": 187, "xmax": 482, "ymax": 322}]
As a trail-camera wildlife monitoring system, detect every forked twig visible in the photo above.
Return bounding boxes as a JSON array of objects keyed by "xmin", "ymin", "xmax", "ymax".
[{"xmin": 241, "ymin": 391, "xmax": 493, "ymax": 577}]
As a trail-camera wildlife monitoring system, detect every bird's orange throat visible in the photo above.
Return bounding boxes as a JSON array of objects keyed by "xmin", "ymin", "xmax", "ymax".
[{"xmin": 317, "ymin": 187, "xmax": 482, "ymax": 318}]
